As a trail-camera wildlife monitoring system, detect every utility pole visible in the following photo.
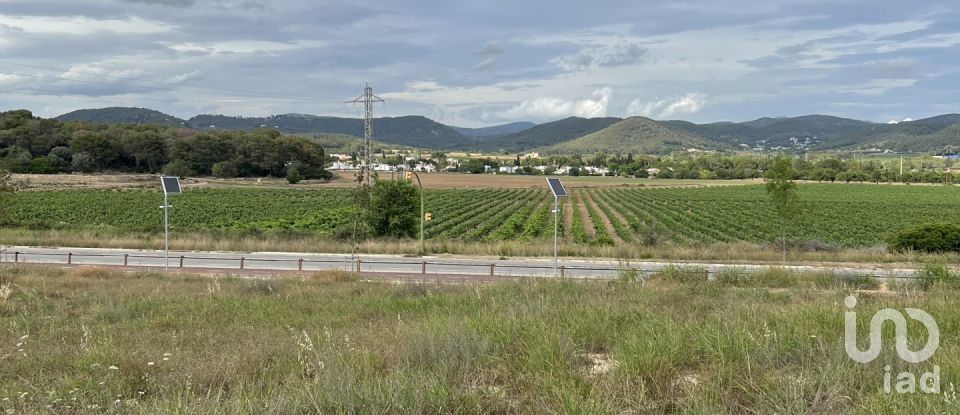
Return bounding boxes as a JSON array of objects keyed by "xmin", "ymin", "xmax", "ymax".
[{"xmin": 346, "ymin": 83, "xmax": 384, "ymax": 186}]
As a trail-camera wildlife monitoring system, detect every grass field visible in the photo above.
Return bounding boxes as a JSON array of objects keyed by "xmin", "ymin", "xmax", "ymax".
[
  {"xmin": 7, "ymin": 183, "xmax": 960, "ymax": 250},
  {"xmin": 0, "ymin": 266, "xmax": 957, "ymax": 413}
]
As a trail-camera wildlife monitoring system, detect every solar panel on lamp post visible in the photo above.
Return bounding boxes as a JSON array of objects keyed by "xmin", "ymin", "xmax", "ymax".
[
  {"xmin": 160, "ymin": 176, "xmax": 181, "ymax": 271},
  {"xmin": 546, "ymin": 177, "xmax": 567, "ymax": 278}
]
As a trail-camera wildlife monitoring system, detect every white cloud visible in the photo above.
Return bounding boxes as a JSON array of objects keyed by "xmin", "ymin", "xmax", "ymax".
[
  {"xmin": 551, "ymin": 40, "xmax": 648, "ymax": 71},
  {"xmin": 498, "ymin": 87, "xmax": 612, "ymax": 120},
  {"xmin": 627, "ymin": 93, "xmax": 707, "ymax": 119},
  {"xmin": 837, "ymin": 79, "xmax": 917, "ymax": 96},
  {"xmin": 887, "ymin": 117, "xmax": 914, "ymax": 124},
  {"xmin": 165, "ymin": 40, "xmax": 323, "ymax": 55},
  {"xmin": 0, "ymin": 15, "xmax": 171, "ymax": 35}
]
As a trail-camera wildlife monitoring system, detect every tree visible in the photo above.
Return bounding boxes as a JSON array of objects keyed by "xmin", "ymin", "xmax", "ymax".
[
  {"xmin": 286, "ymin": 163, "xmax": 303, "ymax": 184},
  {"xmin": 0, "ymin": 170, "xmax": 16, "ymax": 226},
  {"xmin": 765, "ymin": 155, "xmax": 799, "ymax": 263},
  {"xmin": 70, "ymin": 152, "xmax": 97, "ymax": 173},
  {"xmin": 211, "ymin": 161, "xmax": 238, "ymax": 178},
  {"xmin": 162, "ymin": 159, "xmax": 194, "ymax": 178},
  {"xmin": 367, "ymin": 179, "xmax": 419, "ymax": 238}
]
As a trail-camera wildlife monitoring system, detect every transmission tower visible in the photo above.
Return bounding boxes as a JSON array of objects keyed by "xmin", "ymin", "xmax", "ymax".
[{"xmin": 346, "ymin": 83, "xmax": 384, "ymax": 185}]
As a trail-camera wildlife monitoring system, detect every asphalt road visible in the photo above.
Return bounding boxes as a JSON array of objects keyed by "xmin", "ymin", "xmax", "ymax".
[{"xmin": 0, "ymin": 246, "xmax": 922, "ymax": 281}]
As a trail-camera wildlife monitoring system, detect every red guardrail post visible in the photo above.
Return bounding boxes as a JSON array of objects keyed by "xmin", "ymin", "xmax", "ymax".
[
  {"xmin": 123, "ymin": 254, "xmax": 129, "ymax": 267},
  {"xmin": 179, "ymin": 256, "xmax": 184, "ymax": 268},
  {"xmin": 298, "ymin": 258, "xmax": 304, "ymax": 271},
  {"xmin": 67, "ymin": 252, "xmax": 72, "ymax": 264}
]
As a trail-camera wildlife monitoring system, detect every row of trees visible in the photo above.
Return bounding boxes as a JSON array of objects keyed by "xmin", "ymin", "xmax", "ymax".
[
  {"xmin": 505, "ymin": 152, "xmax": 956, "ymax": 184},
  {"xmin": 0, "ymin": 110, "xmax": 331, "ymax": 180}
]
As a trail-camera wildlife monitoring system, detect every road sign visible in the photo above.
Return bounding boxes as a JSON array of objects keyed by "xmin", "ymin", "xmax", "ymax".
[
  {"xmin": 546, "ymin": 177, "xmax": 567, "ymax": 197},
  {"xmin": 161, "ymin": 176, "xmax": 181, "ymax": 195},
  {"xmin": 425, "ymin": 212, "xmax": 432, "ymax": 222}
]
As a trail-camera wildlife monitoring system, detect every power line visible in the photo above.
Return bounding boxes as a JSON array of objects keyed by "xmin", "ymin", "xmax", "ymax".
[
  {"xmin": 345, "ymin": 82, "xmax": 384, "ymax": 185},
  {"xmin": 0, "ymin": 62, "xmax": 344, "ymax": 102}
]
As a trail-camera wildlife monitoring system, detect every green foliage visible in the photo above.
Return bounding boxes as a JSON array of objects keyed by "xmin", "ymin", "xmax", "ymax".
[
  {"xmin": 211, "ymin": 161, "xmax": 238, "ymax": 178},
  {"xmin": 472, "ymin": 117, "xmax": 620, "ymax": 153},
  {"xmin": 162, "ymin": 159, "xmax": 195, "ymax": 178},
  {"xmin": 765, "ymin": 156, "xmax": 800, "ymax": 221},
  {"xmin": 367, "ymin": 180, "xmax": 420, "ymax": 238},
  {"xmin": 651, "ymin": 266, "xmax": 708, "ymax": 284},
  {"xmin": 916, "ymin": 263, "xmax": 959, "ymax": 289},
  {"xmin": 0, "ymin": 110, "xmax": 331, "ymax": 179},
  {"xmin": 6, "ymin": 183, "xmax": 960, "ymax": 248},
  {"xmin": 10, "ymin": 268, "xmax": 960, "ymax": 413},
  {"xmin": 286, "ymin": 163, "xmax": 303, "ymax": 184},
  {"xmin": 890, "ymin": 223, "xmax": 960, "ymax": 253},
  {"xmin": 545, "ymin": 117, "xmax": 712, "ymax": 155}
]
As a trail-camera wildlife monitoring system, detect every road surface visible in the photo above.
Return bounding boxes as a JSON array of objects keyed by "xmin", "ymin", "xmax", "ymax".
[{"xmin": 0, "ymin": 246, "xmax": 922, "ymax": 282}]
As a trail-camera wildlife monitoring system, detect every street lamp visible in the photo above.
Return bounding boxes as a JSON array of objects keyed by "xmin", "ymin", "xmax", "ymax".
[{"xmin": 546, "ymin": 177, "xmax": 567, "ymax": 277}]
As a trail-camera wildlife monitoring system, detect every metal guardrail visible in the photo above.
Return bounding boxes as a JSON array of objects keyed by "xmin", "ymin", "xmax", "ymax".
[{"xmin": 0, "ymin": 250, "xmax": 925, "ymax": 280}]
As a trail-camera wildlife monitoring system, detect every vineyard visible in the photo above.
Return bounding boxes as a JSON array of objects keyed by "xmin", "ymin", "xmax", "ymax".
[{"xmin": 8, "ymin": 184, "xmax": 960, "ymax": 247}]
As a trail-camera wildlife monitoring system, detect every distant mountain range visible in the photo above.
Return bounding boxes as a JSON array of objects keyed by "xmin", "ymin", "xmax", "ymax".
[{"xmin": 54, "ymin": 107, "xmax": 960, "ymax": 154}]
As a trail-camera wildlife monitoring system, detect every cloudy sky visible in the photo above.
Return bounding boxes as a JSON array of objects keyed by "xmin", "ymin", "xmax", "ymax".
[{"xmin": 0, "ymin": 0, "xmax": 957, "ymax": 126}]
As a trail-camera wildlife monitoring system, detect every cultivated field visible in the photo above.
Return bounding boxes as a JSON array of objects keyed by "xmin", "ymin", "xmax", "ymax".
[
  {"xmin": 7, "ymin": 183, "xmax": 960, "ymax": 248},
  {"xmin": 0, "ymin": 266, "xmax": 957, "ymax": 413},
  {"xmin": 12, "ymin": 173, "xmax": 746, "ymax": 191}
]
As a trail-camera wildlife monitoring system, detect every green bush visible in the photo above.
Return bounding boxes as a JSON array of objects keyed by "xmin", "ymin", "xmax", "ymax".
[
  {"xmin": 916, "ymin": 263, "xmax": 958, "ymax": 289},
  {"xmin": 652, "ymin": 266, "xmax": 708, "ymax": 284},
  {"xmin": 286, "ymin": 164, "xmax": 303, "ymax": 184},
  {"xmin": 890, "ymin": 223, "xmax": 960, "ymax": 253},
  {"xmin": 367, "ymin": 179, "xmax": 419, "ymax": 238}
]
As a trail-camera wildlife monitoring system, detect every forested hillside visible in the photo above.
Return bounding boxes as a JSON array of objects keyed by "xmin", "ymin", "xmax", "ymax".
[{"xmin": 1, "ymin": 110, "xmax": 331, "ymax": 179}]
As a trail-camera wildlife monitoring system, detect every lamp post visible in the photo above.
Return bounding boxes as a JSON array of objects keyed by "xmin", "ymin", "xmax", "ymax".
[
  {"xmin": 159, "ymin": 176, "xmax": 181, "ymax": 271},
  {"xmin": 545, "ymin": 177, "xmax": 567, "ymax": 277}
]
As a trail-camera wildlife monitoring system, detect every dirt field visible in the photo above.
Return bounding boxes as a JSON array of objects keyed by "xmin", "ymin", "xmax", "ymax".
[{"xmin": 13, "ymin": 173, "xmax": 760, "ymax": 191}]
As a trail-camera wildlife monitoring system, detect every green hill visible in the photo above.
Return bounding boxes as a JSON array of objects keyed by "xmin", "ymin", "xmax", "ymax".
[
  {"xmin": 469, "ymin": 117, "xmax": 621, "ymax": 153},
  {"xmin": 665, "ymin": 115, "xmax": 873, "ymax": 149},
  {"xmin": 541, "ymin": 116, "xmax": 716, "ymax": 154},
  {"xmin": 452, "ymin": 122, "xmax": 536, "ymax": 138},
  {"xmin": 56, "ymin": 107, "xmax": 186, "ymax": 127},
  {"xmin": 187, "ymin": 113, "xmax": 476, "ymax": 149},
  {"xmin": 820, "ymin": 114, "xmax": 960, "ymax": 152}
]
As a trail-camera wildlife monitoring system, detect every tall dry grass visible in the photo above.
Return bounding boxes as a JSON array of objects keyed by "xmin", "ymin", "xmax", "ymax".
[
  {"xmin": 1, "ymin": 227, "xmax": 957, "ymax": 265},
  {"xmin": 0, "ymin": 266, "xmax": 958, "ymax": 413}
]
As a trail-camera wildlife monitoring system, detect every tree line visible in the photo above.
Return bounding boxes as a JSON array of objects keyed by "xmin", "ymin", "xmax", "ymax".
[
  {"xmin": 503, "ymin": 152, "xmax": 957, "ymax": 184},
  {"xmin": 0, "ymin": 110, "xmax": 331, "ymax": 180}
]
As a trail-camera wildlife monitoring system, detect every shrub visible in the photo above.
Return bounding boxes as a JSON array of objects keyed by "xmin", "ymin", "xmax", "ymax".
[
  {"xmin": 889, "ymin": 223, "xmax": 960, "ymax": 253},
  {"xmin": 651, "ymin": 266, "xmax": 708, "ymax": 284},
  {"xmin": 367, "ymin": 179, "xmax": 419, "ymax": 238},
  {"xmin": 286, "ymin": 164, "xmax": 303, "ymax": 184},
  {"xmin": 916, "ymin": 263, "xmax": 958, "ymax": 289},
  {"xmin": 211, "ymin": 161, "xmax": 238, "ymax": 178},
  {"xmin": 162, "ymin": 159, "xmax": 194, "ymax": 178}
]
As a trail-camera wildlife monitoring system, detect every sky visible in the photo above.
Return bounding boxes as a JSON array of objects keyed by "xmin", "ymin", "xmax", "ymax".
[{"xmin": 0, "ymin": 0, "xmax": 958, "ymax": 127}]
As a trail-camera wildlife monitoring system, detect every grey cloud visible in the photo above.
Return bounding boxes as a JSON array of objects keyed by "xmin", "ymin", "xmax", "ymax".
[
  {"xmin": 474, "ymin": 42, "xmax": 504, "ymax": 70},
  {"xmin": 551, "ymin": 40, "xmax": 647, "ymax": 71},
  {"xmin": 120, "ymin": 0, "xmax": 195, "ymax": 8}
]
